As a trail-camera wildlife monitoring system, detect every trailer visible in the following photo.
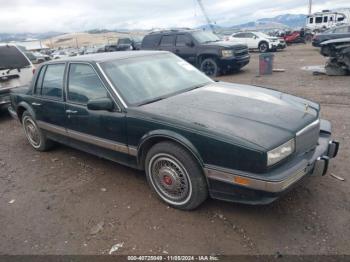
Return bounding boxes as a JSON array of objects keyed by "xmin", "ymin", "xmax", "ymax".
[{"xmin": 306, "ymin": 9, "xmax": 350, "ymax": 32}]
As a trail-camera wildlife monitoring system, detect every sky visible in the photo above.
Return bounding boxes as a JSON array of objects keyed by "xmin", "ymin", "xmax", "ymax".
[{"xmin": 0, "ymin": 0, "xmax": 350, "ymax": 33}]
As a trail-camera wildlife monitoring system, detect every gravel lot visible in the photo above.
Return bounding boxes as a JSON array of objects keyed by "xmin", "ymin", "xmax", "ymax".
[{"xmin": 0, "ymin": 44, "xmax": 349, "ymax": 255}]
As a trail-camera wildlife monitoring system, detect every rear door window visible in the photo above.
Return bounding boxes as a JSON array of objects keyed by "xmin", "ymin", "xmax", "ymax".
[
  {"xmin": 234, "ymin": 33, "xmax": 246, "ymax": 38},
  {"xmin": 176, "ymin": 35, "xmax": 192, "ymax": 46},
  {"xmin": 160, "ymin": 35, "xmax": 175, "ymax": 46},
  {"xmin": 142, "ymin": 34, "xmax": 161, "ymax": 48},
  {"xmin": 41, "ymin": 64, "xmax": 65, "ymax": 99},
  {"xmin": 0, "ymin": 45, "xmax": 30, "ymax": 70}
]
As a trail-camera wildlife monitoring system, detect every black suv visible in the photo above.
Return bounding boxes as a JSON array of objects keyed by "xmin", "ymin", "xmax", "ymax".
[
  {"xmin": 141, "ymin": 29, "xmax": 250, "ymax": 76},
  {"xmin": 105, "ymin": 36, "xmax": 143, "ymax": 52}
]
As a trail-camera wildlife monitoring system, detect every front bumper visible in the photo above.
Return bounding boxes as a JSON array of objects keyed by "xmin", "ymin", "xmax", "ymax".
[
  {"xmin": 7, "ymin": 106, "xmax": 18, "ymax": 120},
  {"xmin": 205, "ymin": 124, "xmax": 339, "ymax": 204},
  {"xmin": 277, "ymin": 42, "xmax": 287, "ymax": 49},
  {"xmin": 219, "ymin": 54, "xmax": 250, "ymax": 69}
]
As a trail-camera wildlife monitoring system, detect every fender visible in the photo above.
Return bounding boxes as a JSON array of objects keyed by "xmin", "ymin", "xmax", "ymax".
[
  {"xmin": 16, "ymin": 101, "xmax": 36, "ymax": 121},
  {"xmin": 137, "ymin": 129, "xmax": 204, "ymax": 167}
]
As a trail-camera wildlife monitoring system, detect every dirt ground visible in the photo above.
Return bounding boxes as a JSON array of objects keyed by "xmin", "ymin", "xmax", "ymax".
[{"xmin": 0, "ymin": 44, "xmax": 349, "ymax": 255}]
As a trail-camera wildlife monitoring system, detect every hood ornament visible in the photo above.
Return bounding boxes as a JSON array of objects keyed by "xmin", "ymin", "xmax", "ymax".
[{"xmin": 304, "ymin": 103, "xmax": 309, "ymax": 112}]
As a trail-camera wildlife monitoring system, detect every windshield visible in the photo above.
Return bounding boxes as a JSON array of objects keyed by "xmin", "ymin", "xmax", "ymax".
[
  {"xmin": 0, "ymin": 45, "xmax": 31, "ymax": 70},
  {"xmin": 192, "ymin": 31, "xmax": 220, "ymax": 43},
  {"xmin": 101, "ymin": 53, "xmax": 213, "ymax": 106}
]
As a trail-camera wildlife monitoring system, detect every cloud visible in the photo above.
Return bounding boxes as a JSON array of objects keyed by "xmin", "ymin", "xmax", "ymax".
[{"xmin": 0, "ymin": 0, "xmax": 349, "ymax": 33}]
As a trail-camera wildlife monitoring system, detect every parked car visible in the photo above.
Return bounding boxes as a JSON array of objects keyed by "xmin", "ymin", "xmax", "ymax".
[
  {"xmin": 141, "ymin": 29, "xmax": 250, "ymax": 76},
  {"xmin": 8, "ymin": 51, "xmax": 339, "ymax": 210},
  {"xmin": 25, "ymin": 51, "xmax": 50, "ymax": 64},
  {"xmin": 52, "ymin": 51, "xmax": 69, "ymax": 60},
  {"xmin": 106, "ymin": 36, "xmax": 143, "ymax": 52},
  {"xmin": 320, "ymin": 37, "xmax": 350, "ymax": 75},
  {"xmin": 312, "ymin": 25, "xmax": 350, "ymax": 47},
  {"xmin": 0, "ymin": 44, "xmax": 35, "ymax": 109},
  {"xmin": 229, "ymin": 31, "xmax": 286, "ymax": 52}
]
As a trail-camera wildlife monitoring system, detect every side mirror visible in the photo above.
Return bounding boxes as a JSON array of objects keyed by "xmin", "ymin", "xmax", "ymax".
[
  {"xmin": 253, "ymin": 35, "xmax": 258, "ymax": 39},
  {"xmin": 87, "ymin": 97, "xmax": 114, "ymax": 111}
]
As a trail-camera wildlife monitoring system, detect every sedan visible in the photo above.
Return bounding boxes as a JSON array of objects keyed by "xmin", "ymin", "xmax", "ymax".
[{"xmin": 8, "ymin": 51, "xmax": 339, "ymax": 210}]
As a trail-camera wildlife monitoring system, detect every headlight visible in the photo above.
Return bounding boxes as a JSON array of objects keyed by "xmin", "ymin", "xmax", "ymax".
[
  {"xmin": 267, "ymin": 139, "xmax": 295, "ymax": 166},
  {"xmin": 221, "ymin": 49, "xmax": 234, "ymax": 57}
]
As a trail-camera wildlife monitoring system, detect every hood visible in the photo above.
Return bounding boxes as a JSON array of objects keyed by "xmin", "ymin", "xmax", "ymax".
[
  {"xmin": 135, "ymin": 82, "xmax": 319, "ymax": 150},
  {"xmin": 202, "ymin": 41, "xmax": 248, "ymax": 50},
  {"xmin": 321, "ymin": 37, "xmax": 350, "ymax": 45}
]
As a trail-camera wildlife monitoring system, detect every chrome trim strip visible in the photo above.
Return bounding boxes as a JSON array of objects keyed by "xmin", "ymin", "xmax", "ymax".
[
  {"xmin": 37, "ymin": 121, "xmax": 66, "ymax": 136},
  {"xmin": 204, "ymin": 165, "xmax": 308, "ymax": 193},
  {"xmin": 296, "ymin": 119, "xmax": 320, "ymax": 136},
  {"xmin": 67, "ymin": 129, "xmax": 129, "ymax": 154},
  {"xmin": 96, "ymin": 63, "xmax": 128, "ymax": 108},
  {"xmin": 37, "ymin": 121, "xmax": 136, "ymax": 156},
  {"xmin": 128, "ymin": 146, "xmax": 138, "ymax": 156}
]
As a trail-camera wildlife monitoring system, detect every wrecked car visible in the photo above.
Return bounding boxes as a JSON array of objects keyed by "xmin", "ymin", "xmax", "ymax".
[
  {"xmin": 320, "ymin": 37, "xmax": 350, "ymax": 75},
  {"xmin": 313, "ymin": 25, "xmax": 350, "ymax": 47},
  {"xmin": 8, "ymin": 51, "xmax": 339, "ymax": 210},
  {"xmin": 0, "ymin": 44, "xmax": 35, "ymax": 110}
]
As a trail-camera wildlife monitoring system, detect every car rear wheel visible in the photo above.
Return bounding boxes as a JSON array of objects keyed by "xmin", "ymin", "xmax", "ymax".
[
  {"xmin": 259, "ymin": 42, "xmax": 269, "ymax": 53},
  {"xmin": 145, "ymin": 141, "xmax": 208, "ymax": 210},
  {"xmin": 200, "ymin": 58, "xmax": 219, "ymax": 77},
  {"xmin": 22, "ymin": 111, "xmax": 54, "ymax": 151}
]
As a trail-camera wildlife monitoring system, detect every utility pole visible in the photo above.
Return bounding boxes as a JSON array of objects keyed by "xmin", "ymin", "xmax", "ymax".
[
  {"xmin": 308, "ymin": 0, "xmax": 313, "ymax": 15},
  {"xmin": 196, "ymin": 0, "xmax": 215, "ymax": 32}
]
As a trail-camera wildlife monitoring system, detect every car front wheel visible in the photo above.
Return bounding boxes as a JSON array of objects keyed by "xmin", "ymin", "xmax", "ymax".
[
  {"xmin": 145, "ymin": 141, "xmax": 208, "ymax": 210},
  {"xmin": 200, "ymin": 58, "xmax": 219, "ymax": 77},
  {"xmin": 22, "ymin": 111, "xmax": 54, "ymax": 151},
  {"xmin": 259, "ymin": 42, "xmax": 269, "ymax": 53}
]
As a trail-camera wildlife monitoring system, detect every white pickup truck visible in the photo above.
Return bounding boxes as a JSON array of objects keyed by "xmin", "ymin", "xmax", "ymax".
[{"xmin": 0, "ymin": 44, "xmax": 35, "ymax": 109}]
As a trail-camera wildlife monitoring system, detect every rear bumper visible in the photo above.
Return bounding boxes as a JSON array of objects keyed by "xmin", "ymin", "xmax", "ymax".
[
  {"xmin": 205, "ymin": 123, "xmax": 339, "ymax": 205},
  {"xmin": 0, "ymin": 92, "xmax": 11, "ymax": 107}
]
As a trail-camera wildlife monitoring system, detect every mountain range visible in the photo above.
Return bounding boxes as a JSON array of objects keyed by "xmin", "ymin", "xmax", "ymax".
[
  {"xmin": 198, "ymin": 14, "xmax": 307, "ymax": 31},
  {"xmin": 0, "ymin": 14, "xmax": 307, "ymax": 42}
]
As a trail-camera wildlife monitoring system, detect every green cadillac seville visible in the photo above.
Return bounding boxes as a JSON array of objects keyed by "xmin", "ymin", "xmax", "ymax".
[{"xmin": 8, "ymin": 51, "xmax": 339, "ymax": 210}]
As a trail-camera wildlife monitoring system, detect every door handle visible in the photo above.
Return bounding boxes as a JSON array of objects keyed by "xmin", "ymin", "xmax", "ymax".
[
  {"xmin": 66, "ymin": 110, "xmax": 78, "ymax": 114},
  {"xmin": 31, "ymin": 102, "xmax": 41, "ymax": 106}
]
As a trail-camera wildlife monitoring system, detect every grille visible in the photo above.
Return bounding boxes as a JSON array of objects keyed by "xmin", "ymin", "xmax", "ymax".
[
  {"xmin": 295, "ymin": 120, "xmax": 320, "ymax": 154},
  {"xmin": 235, "ymin": 49, "xmax": 249, "ymax": 57}
]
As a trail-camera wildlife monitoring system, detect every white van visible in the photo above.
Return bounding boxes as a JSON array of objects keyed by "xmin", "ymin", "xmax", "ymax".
[{"xmin": 0, "ymin": 44, "xmax": 35, "ymax": 108}]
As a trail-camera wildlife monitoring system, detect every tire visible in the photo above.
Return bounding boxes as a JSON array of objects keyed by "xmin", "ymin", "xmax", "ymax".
[
  {"xmin": 145, "ymin": 141, "xmax": 208, "ymax": 210},
  {"xmin": 259, "ymin": 42, "xmax": 269, "ymax": 53},
  {"xmin": 22, "ymin": 111, "xmax": 54, "ymax": 151},
  {"xmin": 200, "ymin": 57, "xmax": 220, "ymax": 77}
]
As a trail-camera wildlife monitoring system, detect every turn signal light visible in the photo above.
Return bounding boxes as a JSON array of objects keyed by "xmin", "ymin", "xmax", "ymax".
[{"xmin": 233, "ymin": 176, "xmax": 250, "ymax": 186}]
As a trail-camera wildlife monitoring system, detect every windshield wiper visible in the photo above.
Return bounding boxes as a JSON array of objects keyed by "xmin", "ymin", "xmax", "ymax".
[
  {"xmin": 138, "ymin": 83, "xmax": 210, "ymax": 107},
  {"xmin": 138, "ymin": 97, "xmax": 165, "ymax": 106}
]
